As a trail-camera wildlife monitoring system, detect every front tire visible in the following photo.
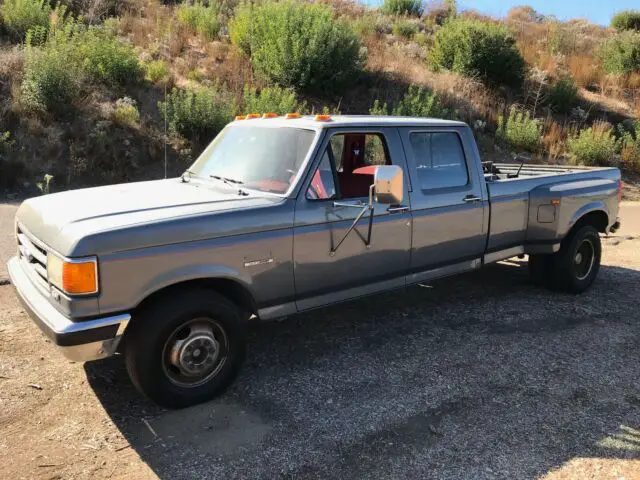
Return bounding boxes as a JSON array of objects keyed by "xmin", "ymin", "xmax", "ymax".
[{"xmin": 124, "ymin": 288, "xmax": 247, "ymax": 408}]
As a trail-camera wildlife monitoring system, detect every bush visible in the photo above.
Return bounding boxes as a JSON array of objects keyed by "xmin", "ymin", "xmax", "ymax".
[
  {"xmin": 176, "ymin": 1, "xmax": 221, "ymax": 40},
  {"xmin": 145, "ymin": 59, "xmax": 170, "ymax": 84},
  {"xmin": 381, "ymin": 0, "xmax": 422, "ymax": 17},
  {"xmin": 600, "ymin": 31, "xmax": 640, "ymax": 75},
  {"xmin": 618, "ymin": 120, "xmax": 640, "ymax": 173},
  {"xmin": 21, "ymin": 24, "xmax": 84, "ymax": 114},
  {"xmin": 21, "ymin": 19, "xmax": 142, "ymax": 113},
  {"xmin": 229, "ymin": 1, "xmax": 365, "ymax": 93},
  {"xmin": 0, "ymin": 0, "xmax": 52, "ymax": 41},
  {"xmin": 112, "ymin": 97, "xmax": 140, "ymax": 127},
  {"xmin": 77, "ymin": 27, "xmax": 142, "ymax": 86},
  {"xmin": 611, "ymin": 10, "xmax": 640, "ymax": 31},
  {"xmin": 567, "ymin": 122, "xmax": 618, "ymax": 166},
  {"xmin": 352, "ymin": 15, "xmax": 387, "ymax": 37},
  {"xmin": 392, "ymin": 19, "xmax": 418, "ymax": 39},
  {"xmin": 497, "ymin": 107, "xmax": 541, "ymax": 153},
  {"xmin": 549, "ymin": 76, "xmax": 578, "ymax": 114},
  {"xmin": 242, "ymin": 85, "xmax": 305, "ymax": 115},
  {"xmin": 429, "ymin": 18, "xmax": 525, "ymax": 88},
  {"xmin": 160, "ymin": 86, "xmax": 234, "ymax": 143},
  {"xmin": 370, "ymin": 86, "xmax": 449, "ymax": 118}
]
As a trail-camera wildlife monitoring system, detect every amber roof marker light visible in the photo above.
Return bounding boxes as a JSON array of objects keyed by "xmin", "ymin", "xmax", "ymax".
[
  {"xmin": 245, "ymin": 113, "xmax": 260, "ymax": 119},
  {"xmin": 285, "ymin": 112, "xmax": 301, "ymax": 119},
  {"xmin": 262, "ymin": 112, "xmax": 279, "ymax": 118},
  {"xmin": 314, "ymin": 114, "xmax": 332, "ymax": 122},
  {"xmin": 235, "ymin": 115, "xmax": 246, "ymax": 121}
]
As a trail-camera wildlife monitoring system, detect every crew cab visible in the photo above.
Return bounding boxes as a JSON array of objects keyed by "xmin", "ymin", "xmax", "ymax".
[{"xmin": 8, "ymin": 115, "xmax": 622, "ymax": 407}]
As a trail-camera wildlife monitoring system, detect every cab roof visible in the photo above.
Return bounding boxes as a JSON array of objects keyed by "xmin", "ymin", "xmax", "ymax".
[{"xmin": 229, "ymin": 115, "xmax": 467, "ymax": 130}]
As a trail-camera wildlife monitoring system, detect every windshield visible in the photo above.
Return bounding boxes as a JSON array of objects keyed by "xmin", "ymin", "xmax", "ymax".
[{"xmin": 189, "ymin": 125, "xmax": 317, "ymax": 194}]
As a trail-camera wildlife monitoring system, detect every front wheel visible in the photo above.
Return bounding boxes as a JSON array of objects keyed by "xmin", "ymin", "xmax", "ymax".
[{"xmin": 124, "ymin": 289, "xmax": 247, "ymax": 408}]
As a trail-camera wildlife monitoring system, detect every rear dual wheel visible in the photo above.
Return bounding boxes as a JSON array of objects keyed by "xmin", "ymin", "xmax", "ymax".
[{"xmin": 528, "ymin": 225, "xmax": 601, "ymax": 294}]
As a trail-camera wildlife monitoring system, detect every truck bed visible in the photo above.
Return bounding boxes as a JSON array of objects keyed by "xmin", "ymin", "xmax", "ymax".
[{"xmin": 481, "ymin": 162, "xmax": 620, "ymax": 260}]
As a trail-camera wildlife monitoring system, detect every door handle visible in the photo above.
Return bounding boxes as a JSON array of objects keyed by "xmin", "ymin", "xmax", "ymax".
[
  {"xmin": 387, "ymin": 205, "xmax": 410, "ymax": 214},
  {"xmin": 463, "ymin": 195, "xmax": 482, "ymax": 203}
]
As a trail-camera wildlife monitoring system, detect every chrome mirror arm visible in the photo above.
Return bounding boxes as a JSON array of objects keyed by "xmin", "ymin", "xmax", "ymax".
[{"xmin": 330, "ymin": 184, "xmax": 376, "ymax": 256}]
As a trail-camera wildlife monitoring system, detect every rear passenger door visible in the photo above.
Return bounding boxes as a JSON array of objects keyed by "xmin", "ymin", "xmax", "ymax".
[{"xmin": 399, "ymin": 128, "xmax": 487, "ymax": 282}]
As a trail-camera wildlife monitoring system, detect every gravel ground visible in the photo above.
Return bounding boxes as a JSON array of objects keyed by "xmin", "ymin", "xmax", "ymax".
[{"xmin": 1, "ymin": 222, "xmax": 640, "ymax": 479}]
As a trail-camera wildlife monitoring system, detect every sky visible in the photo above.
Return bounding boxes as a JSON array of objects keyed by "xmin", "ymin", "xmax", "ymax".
[{"xmin": 361, "ymin": 0, "xmax": 639, "ymax": 26}]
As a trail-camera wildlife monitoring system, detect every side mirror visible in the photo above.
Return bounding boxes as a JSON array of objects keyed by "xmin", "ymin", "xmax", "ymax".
[{"xmin": 374, "ymin": 165, "xmax": 403, "ymax": 205}]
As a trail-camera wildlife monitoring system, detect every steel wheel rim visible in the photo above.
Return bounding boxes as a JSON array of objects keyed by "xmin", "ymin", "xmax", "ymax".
[
  {"xmin": 161, "ymin": 318, "xmax": 229, "ymax": 388},
  {"xmin": 574, "ymin": 238, "xmax": 595, "ymax": 281}
]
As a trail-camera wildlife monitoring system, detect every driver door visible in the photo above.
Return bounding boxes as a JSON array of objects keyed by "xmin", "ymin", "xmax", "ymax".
[{"xmin": 293, "ymin": 128, "xmax": 412, "ymax": 311}]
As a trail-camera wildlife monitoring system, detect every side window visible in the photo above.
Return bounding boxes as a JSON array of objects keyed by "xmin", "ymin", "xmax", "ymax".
[
  {"xmin": 306, "ymin": 150, "xmax": 337, "ymax": 200},
  {"xmin": 410, "ymin": 132, "xmax": 468, "ymax": 190},
  {"xmin": 306, "ymin": 132, "xmax": 393, "ymax": 201}
]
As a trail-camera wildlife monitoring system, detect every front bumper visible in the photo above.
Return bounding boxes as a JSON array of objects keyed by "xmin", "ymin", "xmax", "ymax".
[{"xmin": 7, "ymin": 256, "xmax": 130, "ymax": 362}]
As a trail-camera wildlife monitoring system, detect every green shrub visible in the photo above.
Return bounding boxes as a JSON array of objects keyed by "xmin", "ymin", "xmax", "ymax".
[
  {"xmin": 381, "ymin": 0, "xmax": 422, "ymax": 17},
  {"xmin": 160, "ymin": 86, "xmax": 234, "ymax": 143},
  {"xmin": 176, "ymin": 1, "xmax": 221, "ymax": 40},
  {"xmin": 392, "ymin": 19, "xmax": 418, "ymax": 39},
  {"xmin": 352, "ymin": 15, "xmax": 387, "ymax": 37},
  {"xmin": 549, "ymin": 76, "xmax": 578, "ymax": 114},
  {"xmin": 600, "ymin": 31, "xmax": 640, "ymax": 75},
  {"xmin": 229, "ymin": 1, "xmax": 365, "ymax": 93},
  {"xmin": 370, "ymin": 86, "xmax": 449, "ymax": 118},
  {"xmin": 429, "ymin": 18, "xmax": 525, "ymax": 88},
  {"xmin": 0, "ymin": 0, "xmax": 52, "ymax": 41},
  {"xmin": 21, "ymin": 24, "xmax": 84, "ymax": 114},
  {"xmin": 145, "ymin": 59, "xmax": 170, "ymax": 84},
  {"xmin": 618, "ymin": 120, "xmax": 640, "ymax": 173},
  {"xmin": 611, "ymin": 10, "xmax": 640, "ymax": 31},
  {"xmin": 77, "ymin": 27, "xmax": 142, "ymax": 86},
  {"xmin": 567, "ymin": 122, "xmax": 618, "ymax": 166},
  {"xmin": 21, "ymin": 18, "xmax": 142, "ymax": 113},
  {"xmin": 242, "ymin": 85, "xmax": 305, "ymax": 115},
  {"xmin": 497, "ymin": 107, "xmax": 541, "ymax": 153},
  {"xmin": 112, "ymin": 97, "xmax": 140, "ymax": 127}
]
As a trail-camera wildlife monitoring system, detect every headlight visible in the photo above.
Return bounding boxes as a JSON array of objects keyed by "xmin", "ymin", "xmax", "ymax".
[{"xmin": 47, "ymin": 254, "xmax": 99, "ymax": 295}]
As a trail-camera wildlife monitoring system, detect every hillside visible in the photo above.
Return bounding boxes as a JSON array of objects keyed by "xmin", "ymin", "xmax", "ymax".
[{"xmin": 1, "ymin": 0, "xmax": 640, "ymax": 198}]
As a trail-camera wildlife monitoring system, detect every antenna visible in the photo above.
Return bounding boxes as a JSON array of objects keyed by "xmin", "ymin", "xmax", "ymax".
[{"xmin": 164, "ymin": 80, "xmax": 167, "ymax": 179}]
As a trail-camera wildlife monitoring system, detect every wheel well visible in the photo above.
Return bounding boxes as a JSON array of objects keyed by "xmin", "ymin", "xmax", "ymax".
[
  {"xmin": 134, "ymin": 278, "xmax": 257, "ymax": 317},
  {"xmin": 572, "ymin": 210, "xmax": 608, "ymax": 234}
]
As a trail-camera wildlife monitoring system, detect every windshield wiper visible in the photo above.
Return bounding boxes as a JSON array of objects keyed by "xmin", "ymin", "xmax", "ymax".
[
  {"xmin": 209, "ymin": 175, "xmax": 244, "ymax": 186},
  {"xmin": 209, "ymin": 175, "xmax": 249, "ymax": 196}
]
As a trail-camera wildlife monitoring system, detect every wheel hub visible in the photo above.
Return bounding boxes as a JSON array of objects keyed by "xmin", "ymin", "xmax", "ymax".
[
  {"xmin": 162, "ymin": 319, "xmax": 228, "ymax": 387},
  {"xmin": 172, "ymin": 333, "xmax": 220, "ymax": 376},
  {"xmin": 574, "ymin": 239, "xmax": 595, "ymax": 281}
]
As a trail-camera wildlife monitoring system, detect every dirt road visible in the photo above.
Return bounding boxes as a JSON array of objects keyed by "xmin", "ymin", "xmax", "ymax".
[{"xmin": 0, "ymin": 203, "xmax": 639, "ymax": 479}]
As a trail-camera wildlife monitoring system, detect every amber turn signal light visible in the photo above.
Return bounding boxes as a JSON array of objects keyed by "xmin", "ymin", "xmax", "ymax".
[{"xmin": 62, "ymin": 261, "xmax": 98, "ymax": 295}]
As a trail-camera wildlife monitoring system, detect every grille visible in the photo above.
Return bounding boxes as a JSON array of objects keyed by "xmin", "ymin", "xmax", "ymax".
[{"xmin": 16, "ymin": 225, "xmax": 49, "ymax": 289}]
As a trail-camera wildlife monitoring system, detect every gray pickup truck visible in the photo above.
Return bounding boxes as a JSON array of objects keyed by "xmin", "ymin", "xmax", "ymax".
[{"xmin": 8, "ymin": 115, "xmax": 622, "ymax": 407}]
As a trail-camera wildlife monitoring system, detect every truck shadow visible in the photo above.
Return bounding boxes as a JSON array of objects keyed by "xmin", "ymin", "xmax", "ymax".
[{"xmin": 85, "ymin": 260, "xmax": 640, "ymax": 479}]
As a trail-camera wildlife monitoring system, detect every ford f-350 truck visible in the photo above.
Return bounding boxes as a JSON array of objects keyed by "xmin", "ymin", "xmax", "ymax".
[{"xmin": 8, "ymin": 115, "xmax": 622, "ymax": 407}]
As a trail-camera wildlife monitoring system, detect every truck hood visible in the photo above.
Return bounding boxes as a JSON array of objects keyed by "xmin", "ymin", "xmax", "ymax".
[{"xmin": 16, "ymin": 179, "xmax": 283, "ymax": 256}]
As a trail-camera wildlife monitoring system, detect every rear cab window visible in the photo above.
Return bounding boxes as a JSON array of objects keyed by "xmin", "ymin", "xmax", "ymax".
[{"xmin": 409, "ymin": 132, "xmax": 469, "ymax": 191}]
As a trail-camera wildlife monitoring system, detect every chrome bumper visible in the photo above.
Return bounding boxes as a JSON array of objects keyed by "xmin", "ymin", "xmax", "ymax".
[{"xmin": 7, "ymin": 256, "xmax": 130, "ymax": 362}]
